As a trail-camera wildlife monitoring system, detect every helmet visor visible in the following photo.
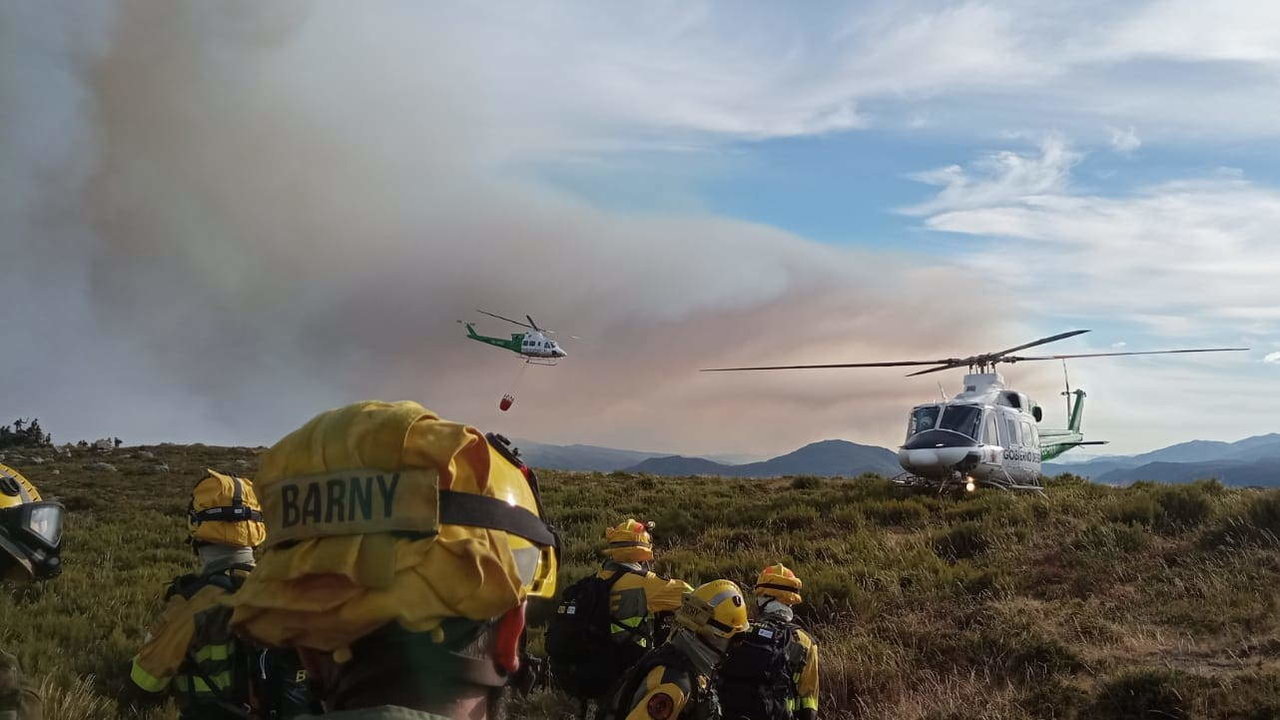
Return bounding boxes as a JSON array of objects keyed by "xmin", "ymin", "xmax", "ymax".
[
  {"xmin": 3, "ymin": 502, "xmax": 65, "ymax": 552},
  {"xmin": 25, "ymin": 503, "xmax": 63, "ymax": 547}
]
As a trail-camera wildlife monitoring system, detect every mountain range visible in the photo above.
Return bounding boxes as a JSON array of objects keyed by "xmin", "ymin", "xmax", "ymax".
[
  {"xmin": 1043, "ymin": 433, "xmax": 1280, "ymax": 487},
  {"xmin": 515, "ymin": 433, "xmax": 1280, "ymax": 486}
]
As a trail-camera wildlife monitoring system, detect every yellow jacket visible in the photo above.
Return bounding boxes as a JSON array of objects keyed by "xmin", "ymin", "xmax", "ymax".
[
  {"xmin": 791, "ymin": 628, "xmax": 819, "ymax": 718},
  {"xmin": 130, "ymin": 567, "xmax": 251, "ymax": 712},
  {"xmin": 598, "ymin": 563, "xmax": 691, "ymax": 649}
]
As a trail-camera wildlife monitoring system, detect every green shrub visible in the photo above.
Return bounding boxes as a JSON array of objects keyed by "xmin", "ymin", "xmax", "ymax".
[
  {"xmin": 932, "ymin": 522, "xmax": 991, "ymax": 561},
  {"xmin": 1154, "ymin": 484, "xmax": 1214, "ymax": 530},
  {"xmin": 1107, "ymin": 494, "xmax": 1162, "ymax": 527},
  {"xmin": 788, "ymin": 475, "xmax": 822, "ymax": 490},
  {"xmin": 1072, "ymin": 522, "xmax": 1149, "ymax": 555},
  {"xmin": 1090, "ymin": 669, "xmax": 1191, "ymax": 719},
  {"xmin": 1246, "ymin": 491, "xmax": 1280, "ymax": 536},
  {"xmin": 865, "ymin": 499, "xmax": 929, "ymax": 528}
]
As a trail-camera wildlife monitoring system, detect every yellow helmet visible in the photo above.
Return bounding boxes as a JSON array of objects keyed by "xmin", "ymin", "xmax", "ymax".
[
  {"xmin": 754, "ymin": 563, "xmax": 802, "ymax": 606},
  {"xmin": 603, "ymin": 518, "xmax": 653, "ymax": 563},
  {"xmin": 0, "ymin": 463, "xmax": 64, "ymax": 582},
  {"xmin": 228, "ymin": 401, "xmax": 558, "ymax": 653},
  {"xmin": 187, "ymin": 469, "xmax": 268, "ymax": 548},
  {"xmin": 676, "ymin": 579, "xmax": 749, "ymax": 647}
]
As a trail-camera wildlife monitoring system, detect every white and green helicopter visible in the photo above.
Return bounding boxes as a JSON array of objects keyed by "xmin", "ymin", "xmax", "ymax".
[
  {"xmin": 461, "ymin": 310, "xmax": 571, "ymax": 366},
  {"xmin": 703, "ymin": 330, "xmax": 1248, "ymax": 493}
]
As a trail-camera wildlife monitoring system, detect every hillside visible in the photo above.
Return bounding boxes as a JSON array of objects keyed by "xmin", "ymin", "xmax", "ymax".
[
  {"xmin": 4, "ymin": 443, "xmax": 1280, "ymax": 718},
  {"xmin": 512, "ymin": 440, "xmax": 669, "ymax": 472},
  {"xmin": 628, "ymin": 439, "xmax": 901, "ymax": 478},
  {"xmin": 1045, "ymin": 433, "xmax": 1280, "ymax": 485}
]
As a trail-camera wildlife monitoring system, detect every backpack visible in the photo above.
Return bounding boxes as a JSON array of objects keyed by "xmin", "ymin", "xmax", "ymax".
[
  {"xmin": 166, "ymin": 566, "xmax": 255, "ymax": 719},
  {"xmin": 546, "ymin": 568, "xmax": 648, "ymax": 699},
  {"xmin": 603, "ymin": 644, "xmax": 715, "ymax": 720},
  {"xmin": 716, "ymin": 619, "xmax": 802, "ymax": 720},
  {"xmin": 251, "ymin": 647, "xmax": 321, "ymax": 719},
  {"xmin": 167, "ymin": 567, "xmax": 319, "ymax": 719}
]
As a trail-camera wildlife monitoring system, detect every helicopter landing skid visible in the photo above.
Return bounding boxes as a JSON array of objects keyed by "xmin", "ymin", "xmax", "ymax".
[
  {"xmin": 892, "ymin": 471, "xmax": 1046, "ymax": 496},
  {"xmin": 523, "ymin": 358, "xmax": 559, "ymax": 367}
]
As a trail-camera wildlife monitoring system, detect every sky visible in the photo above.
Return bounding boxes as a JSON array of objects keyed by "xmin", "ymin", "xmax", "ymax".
[{"xmin": 2, "ymin": 1, "xmax": 1277, "ymax": 457}]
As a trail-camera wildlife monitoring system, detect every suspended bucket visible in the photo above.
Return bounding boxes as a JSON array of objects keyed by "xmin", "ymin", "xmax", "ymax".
[{"xmin": 499, "ymin": 393, "xmax": 515, "ymax": 412}]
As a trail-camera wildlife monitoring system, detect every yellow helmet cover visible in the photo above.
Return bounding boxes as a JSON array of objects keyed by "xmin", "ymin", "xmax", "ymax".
[
  {"xmin": 188, "ymin": 469, "xmax": 268, "ymax": 548},
  {"xmin": 602, "ymin": 518, "xmax": 653, "ymax": 563},
  {"xmin": 228, "ymin": 400, "xmax": 558, "ymax": 652},
  {"xmin": 0, "ymin": 463, "xmax": 40, "ymax": 510},
  {"xmin": 676, "ymin": 579, "xmax": 749, "ymax": 642},
  {"xmin": 754, "ymin": 563, "xmax": 802, "ymax": 606}
]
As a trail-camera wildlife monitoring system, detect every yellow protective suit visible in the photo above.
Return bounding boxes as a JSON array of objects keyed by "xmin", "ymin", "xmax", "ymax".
[
  {"xmin": 790, "ymin": 628, "xmax": 820, "ymax": 719},
  {"xmin": 130, "ymin": 567, "xmax": 253, "ymax": 714},
  {"xmin": 599, "ymin": 564, "xmax": 690, "ymax": 650}
]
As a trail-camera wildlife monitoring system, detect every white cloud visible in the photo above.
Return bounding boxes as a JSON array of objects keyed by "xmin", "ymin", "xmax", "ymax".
[
  {"xmin": 1265, "ymin": 352, "xmax": 1280, "ymax": 364},
  {"xmin": 1108, "ymin": 126, "xmax": 1141, "ymax": 154},
  {"xmin": 899, "ymin": 135, "xmax": 1081, "ymax": 216}
]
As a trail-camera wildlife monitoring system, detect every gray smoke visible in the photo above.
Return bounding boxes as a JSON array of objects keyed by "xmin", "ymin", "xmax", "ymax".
[{"xmin": 1, "ymin": 2, "xmax": 1034, "ymax": 456}]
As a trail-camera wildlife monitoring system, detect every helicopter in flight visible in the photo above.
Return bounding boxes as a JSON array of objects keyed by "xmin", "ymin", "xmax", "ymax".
[
  {"xmin": 460, "ymin": 310, "xmax": 573, "ymax": 366},
  {"xmin": 703, "ymin": 330, "xmax": 1248, "ymax": 493}
]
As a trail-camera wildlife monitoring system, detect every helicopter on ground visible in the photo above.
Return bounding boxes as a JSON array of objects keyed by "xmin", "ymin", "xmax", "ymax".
[
  {"xmin": 703, "ymin": 330, "xmax": 1248, "ymax": 493},
  {"xmin": 460, "ymin": 310, "xmax": 573, "ymax": 366}
]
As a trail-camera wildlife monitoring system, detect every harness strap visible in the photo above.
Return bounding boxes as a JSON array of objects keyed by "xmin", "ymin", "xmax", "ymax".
[
  {"xmin": 438, "ymin": 489, "xmax": 557, "ymax": 547},
  {"xmin": 755, "ymin": 582, "xmax": 799, "ymax": 593},
  {"xmin": 192, "ymin": 506, "xmax": 264, "ymax": 523}
]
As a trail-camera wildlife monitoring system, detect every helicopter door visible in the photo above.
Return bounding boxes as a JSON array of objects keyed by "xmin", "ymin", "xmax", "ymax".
[
  {"xmin": 984, "ymin": 412, "xmax": 1000, "ymax": 447},
  {"xmin": 1003, "ymin": 414, "xmax": 1021, "ymax": 448}
]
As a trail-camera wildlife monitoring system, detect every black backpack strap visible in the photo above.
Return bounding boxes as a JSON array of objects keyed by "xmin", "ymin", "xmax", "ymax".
[{"xmin": 438, "ymin": 489, "xmax": 557, "ymax": 547}]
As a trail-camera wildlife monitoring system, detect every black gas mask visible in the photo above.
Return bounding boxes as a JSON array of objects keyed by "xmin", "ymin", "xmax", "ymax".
[{"xmin": 0, "ymin": 501, "xmax": 64, "ymax": 581}]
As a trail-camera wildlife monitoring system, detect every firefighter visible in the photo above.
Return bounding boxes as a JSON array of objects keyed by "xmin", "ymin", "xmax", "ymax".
[
  {"xmin": 547, "ymin": 519, "xmax": 691, "ymax": 712},
  {"xmin": 0, "ymin": 463, "xmax": 64, "ymax": 720},
  {"xmin": 226, "ymin": 400, "xmax": 559, "ymax": 719},
  {"xmin": 717, "ymin": 564, "xmax": 820, "ymax": 720},
  {"xmin": 604, "ymin": 579, "xmax": 750, "ymax": 720},
  {"xmin": 129, "ymin": 469, "xmax": 280, "ymax": 718}
]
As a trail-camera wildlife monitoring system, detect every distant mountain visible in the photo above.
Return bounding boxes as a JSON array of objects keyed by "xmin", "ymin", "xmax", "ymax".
[
  {"xmin": 514, "ymin": 441, "xmax": 668, "ymax": 472},
  {"xmin": 1043, "ymin": 433, "xmax": 1280, "ymax": 486},
  {"xmin": 628, "ymin": 455, "xmax": 736, "ymax": 476},
  {"xmin": 1094, "ymin": 458, "xmax": 1280, "ymax": 487},
  {"xmin": 628, "ymin": 439, "xmax": 901, "ymax": 478}
]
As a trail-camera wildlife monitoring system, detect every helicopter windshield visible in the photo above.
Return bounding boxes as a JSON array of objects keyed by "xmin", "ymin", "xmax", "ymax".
[
  {"xmin": 938, "ymin": 404, "xmax": 983, "ymax": 440},
  {"xmin": 908, "ymin": 405, "xmax": 941, "ymax": 438}
]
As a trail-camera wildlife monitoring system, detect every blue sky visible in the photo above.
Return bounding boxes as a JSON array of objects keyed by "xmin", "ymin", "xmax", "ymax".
[{"xmin": 3, "ymin": 1, "xmax": 1277, "ymax": 455}]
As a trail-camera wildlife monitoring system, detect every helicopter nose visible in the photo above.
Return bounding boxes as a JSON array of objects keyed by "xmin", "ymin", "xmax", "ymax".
[
  {"xmin": 898, "ymin": 446, "xmax": 972, "ymax": 474},
  {"xmin": 898, "ymin": 430, "xmax": 979, "ymax": 476},
  {"xmin": 554, "ymin": 347, "xmax": 567, "ymax": 358}
]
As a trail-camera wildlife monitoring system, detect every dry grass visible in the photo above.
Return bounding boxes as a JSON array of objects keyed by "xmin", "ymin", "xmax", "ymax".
[{"xmin": 2, "ymin": 448, "xmax": 1279, "ymax": 718}]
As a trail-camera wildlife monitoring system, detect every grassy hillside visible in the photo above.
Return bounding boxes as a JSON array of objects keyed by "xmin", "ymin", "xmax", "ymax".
[{"xmin": 4, "ymin": 445, "xmax": 1280, "ymax": 719}]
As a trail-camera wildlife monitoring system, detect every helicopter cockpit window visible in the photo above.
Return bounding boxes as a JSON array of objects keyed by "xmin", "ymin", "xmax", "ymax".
[
  {"xmin": 908, "ymin": 405, "xmax": 941, "ymax": 437},
  {"xmin": 939, "ymin": 405, "xmax": 983, "ymax": 440}
]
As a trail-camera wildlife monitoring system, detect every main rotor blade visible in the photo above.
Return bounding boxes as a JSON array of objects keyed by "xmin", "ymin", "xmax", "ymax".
[
  {"xmin": 526, "ymin": 314, "xmax": 541, "ymax": 331},
  {"xmin": 1005, "ymin": 347, "xmax": 1250, "ymax": 363},
  {"xmin": 989, "ymin": 329, "xmax": 1091, "ymax": 359},
  {"xmin": 701, "ymin": 360, "xmax": 954, "ymax": 372},
  {"xmin": 477, "ymin": 310, "xmax": 535, "ymax": 329},
  {"xmin": 905, "ymin": 364, "xmax": 961, "ymax": 377}
]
